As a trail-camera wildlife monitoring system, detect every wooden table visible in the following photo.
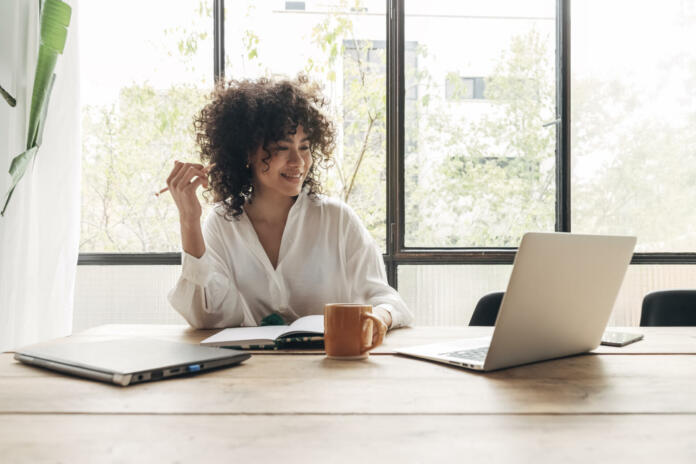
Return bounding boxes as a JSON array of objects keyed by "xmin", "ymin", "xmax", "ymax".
[{"xmin": 2, "ymin": 326, "xmax": 695, "ymax": 463}]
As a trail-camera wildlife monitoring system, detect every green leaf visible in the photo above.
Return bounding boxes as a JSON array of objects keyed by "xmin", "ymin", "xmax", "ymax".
[
  {"xmin": 0, "ymin": 84, "xmax": 16, "ymax": 107},
  {"xmin": 35, "ymin": 74, "xmax": 56, "ymax": 146},
  {"xmin": 8, "ymin": 146, "xmax": 39, "ymax": 185},
  {"xmin": 3, "ymin": 0, "xmax": 70, "ymax": 216},
  {"xmin": 26, "ymin": 0, "xmax": 71, "ymax": 150},
  {"xmin": 1, "ymin": 146, "xmax": 39, "ymax": 216}
]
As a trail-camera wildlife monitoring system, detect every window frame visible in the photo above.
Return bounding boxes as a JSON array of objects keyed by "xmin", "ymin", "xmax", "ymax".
[{"xmin": 78, "ymin": 0, "xmax": 696, "ymax": 277}]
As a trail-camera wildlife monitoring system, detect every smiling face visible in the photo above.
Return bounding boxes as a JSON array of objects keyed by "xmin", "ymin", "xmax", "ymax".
[{"xmin": 249, "ymin": 125, "xmax": 313, "ymax": 200}]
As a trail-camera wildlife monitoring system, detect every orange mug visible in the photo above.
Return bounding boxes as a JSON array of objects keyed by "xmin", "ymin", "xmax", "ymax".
[{"xmin": 324, "ymin": 303, "xmax": 382, "ymax": 359}]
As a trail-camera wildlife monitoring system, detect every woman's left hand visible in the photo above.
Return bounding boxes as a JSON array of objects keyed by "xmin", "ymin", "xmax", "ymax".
[{"xmin": 370, "ymin": 307, "xmax": 391, "ymax": 348}]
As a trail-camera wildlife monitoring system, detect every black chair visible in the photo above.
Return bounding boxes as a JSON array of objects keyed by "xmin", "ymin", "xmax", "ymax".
[
  {"xmin": 640, "ymin": 290, "xmax": 696, "ymax": 326},
  {"xmin": 469, "ymin": 292, "xmax": 504, "ymax": 326}
]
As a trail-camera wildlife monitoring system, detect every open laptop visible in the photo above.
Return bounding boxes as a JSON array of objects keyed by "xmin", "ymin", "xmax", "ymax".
[
  {"xmin": 14, "ymin": 337, "xmax": 251, "ymax": 386},
  {"xmin": 396, "ymin": 232, "xmax": 636, "ymax": 372}
]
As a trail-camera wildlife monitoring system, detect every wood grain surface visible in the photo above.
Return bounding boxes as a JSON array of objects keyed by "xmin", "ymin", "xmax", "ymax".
[
  {"xmin": 2, "ymin": 325, "xmax": 695, "ymax": 463},
  {"xmin": 2, "ymin": 414, "xmax": 695, "ymax": 464}
]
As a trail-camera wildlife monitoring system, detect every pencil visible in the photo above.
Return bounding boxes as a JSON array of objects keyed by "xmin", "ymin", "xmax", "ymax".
[{"xmin": 154, "ymin": 163, "xmax": 215, "ymax": 197}]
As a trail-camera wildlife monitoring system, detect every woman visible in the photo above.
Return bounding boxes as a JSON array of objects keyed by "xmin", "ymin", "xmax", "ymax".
[{"xmin": 167, "ymin": 75, "xmax": 413, "ymax": 346}]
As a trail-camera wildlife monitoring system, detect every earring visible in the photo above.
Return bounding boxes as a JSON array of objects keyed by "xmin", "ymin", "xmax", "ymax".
[{"xmin": 245, "ymin": 162, "xmax": 250, "ymax": 169}]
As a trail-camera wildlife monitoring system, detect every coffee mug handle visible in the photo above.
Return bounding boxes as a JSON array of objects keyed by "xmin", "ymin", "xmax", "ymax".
[{"xmin": 360, "ymin": 313, "xmax": 383, "ymax": 354}]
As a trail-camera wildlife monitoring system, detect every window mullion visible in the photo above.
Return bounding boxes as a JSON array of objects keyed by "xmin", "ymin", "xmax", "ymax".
[
  {"xmin": 214, "ymin": 0, "xmax": 225, "ymax": 83},
  {"xmin": 386, "ymin": 0, "xmax": 404, "ymax": 287},
  {"xmin": 556, "ymin": 0, "xmax": 571, "ymax": 232}
]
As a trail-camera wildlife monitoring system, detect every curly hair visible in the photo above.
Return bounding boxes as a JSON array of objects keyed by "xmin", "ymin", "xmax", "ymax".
[{"xmin": 194, "ymin": 74, "xmax": 335, "ymax": 220}]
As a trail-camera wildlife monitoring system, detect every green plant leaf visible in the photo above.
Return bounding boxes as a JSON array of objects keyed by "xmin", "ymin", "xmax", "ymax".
[
  {"xmin": 3, "ymin": 0, "xmax": 71, "ymax": 216},
  {"xmin": 0, "ymin": 84, "xmax": 16, "ymax": 107},
  {"xmin": 1, "ymin": 146, "xmax": 39, "ymax": 216},
  {"xmin": 35, "ymin": 74, "xmax": 56, "ymax": 146},
  {"xmin": 26, "ymin": 0, "xmax": 71, "ymax": 150}
]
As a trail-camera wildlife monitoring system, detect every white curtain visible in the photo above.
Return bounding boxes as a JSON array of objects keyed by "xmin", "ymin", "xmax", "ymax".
[{"xmin": 0, "ymin": 0, "xmax": 81, "ymax": 352}]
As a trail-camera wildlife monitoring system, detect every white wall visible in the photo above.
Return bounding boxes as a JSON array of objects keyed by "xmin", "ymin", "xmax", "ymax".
[
  {"xmin": 73, "ymin": 265, "xmax": 186, "ymax": 332},
  {"xmin": 73, "ymin": 264, "xmax": 696, "ymax": 331}
]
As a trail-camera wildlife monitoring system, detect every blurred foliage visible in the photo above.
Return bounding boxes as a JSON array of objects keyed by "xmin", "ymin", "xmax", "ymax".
[{"xmin": 81, "ymin": 84, "xmax": 208, "ymax": 251}]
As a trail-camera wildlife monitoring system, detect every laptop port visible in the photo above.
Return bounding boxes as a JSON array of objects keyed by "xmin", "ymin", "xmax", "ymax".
[
  {"xmin": 151, "ymin": 370, "xmax": 163, "ymax": 379},
  {"xmin": 169, "ymin": 368, "xmax": 180, "ymax": 374}
]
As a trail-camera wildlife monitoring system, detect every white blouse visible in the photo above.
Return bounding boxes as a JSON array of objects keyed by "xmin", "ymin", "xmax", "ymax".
[{"xmin": 168, "ymin": 189, "xmax": 413, "ymax": 329}]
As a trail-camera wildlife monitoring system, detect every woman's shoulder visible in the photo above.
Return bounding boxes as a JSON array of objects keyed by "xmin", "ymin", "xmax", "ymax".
[
  {"xmin": 304, "ymin": 192, "xmax": 366, "ymax": 235},
  {"xmin": 203, "ymin": 203, "xmax": 244, "ymax": 230},
  {"xmin": 306, "ymin": 192, "xmax": 356, "ymax": 219}
]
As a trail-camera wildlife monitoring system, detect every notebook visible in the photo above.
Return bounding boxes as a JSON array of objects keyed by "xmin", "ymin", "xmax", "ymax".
[{"xmin": 200, "ymin": 315, "xmax": 324, "ymax": 349}]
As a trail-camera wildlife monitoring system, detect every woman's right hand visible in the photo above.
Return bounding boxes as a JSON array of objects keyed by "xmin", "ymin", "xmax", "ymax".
[{"xmin": 166, "ymin": 161, "xmax": 209, "ymax": 224}]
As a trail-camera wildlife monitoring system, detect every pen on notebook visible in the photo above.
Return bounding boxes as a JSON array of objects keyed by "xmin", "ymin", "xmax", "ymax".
[{"xmin": 154, "ymin": 163, "xmax": 215, "ymax": 197}]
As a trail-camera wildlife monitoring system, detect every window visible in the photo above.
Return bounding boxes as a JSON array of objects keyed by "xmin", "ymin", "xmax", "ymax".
[
  {"xmin": 571, "ymin": 0, "xmax": 696, "ymax": 252},
  {"xmin": 77, "ymin": 0, "xmax": 696, "ymax": 329},
  {"xmin": 80, "ymin": 0, "xmax": 213, "ymax": 253},
  {"xmin": 225, "ymin": 0, "xmax": 387, "ymax": 250},
  {"xmin": 404, "ymin": 1, "xmax": 557, "ymax": 248}
]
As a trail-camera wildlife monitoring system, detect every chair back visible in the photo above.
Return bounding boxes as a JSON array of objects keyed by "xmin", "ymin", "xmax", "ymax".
[
  {"xmin": 469, "ymin": 292, "xmax": 504, "ymax": 326},
  {"xmin": 640, "ymin": 290, "xmax": 696, "ymax": 326}
]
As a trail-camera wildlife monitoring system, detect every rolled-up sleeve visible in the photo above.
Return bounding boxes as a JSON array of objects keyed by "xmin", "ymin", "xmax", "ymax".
[
  {"xmin": 167, "ymin": 212, "xmax": 248, "ymax": 329},
  {"xmin": 342, "ymin": 206, "xmax": 414, "ymax": 329}
]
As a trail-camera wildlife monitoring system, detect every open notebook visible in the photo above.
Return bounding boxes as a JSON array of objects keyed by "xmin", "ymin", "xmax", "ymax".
[{"xmin": 200, "ymin": 315, "xmax": 324, "ymax": 349}]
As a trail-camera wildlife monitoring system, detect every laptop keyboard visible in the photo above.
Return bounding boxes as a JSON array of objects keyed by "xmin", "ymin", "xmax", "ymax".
[{"xmin": 440, "ymin": 346, "xmax": 489, "ymax": 362}]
